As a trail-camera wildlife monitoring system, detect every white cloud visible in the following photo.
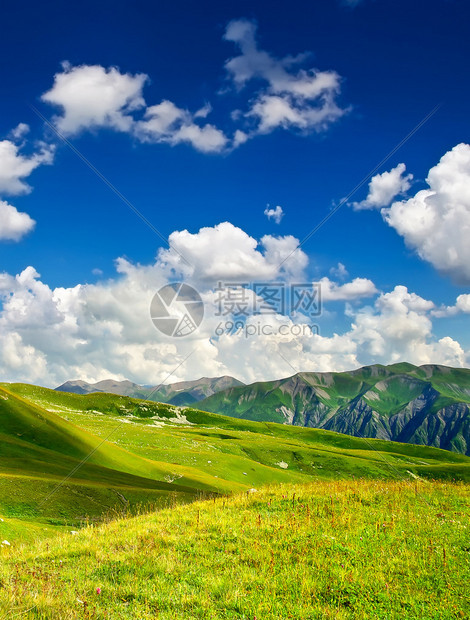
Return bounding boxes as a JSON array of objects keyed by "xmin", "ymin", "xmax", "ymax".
[
  {"xmin": 382, "ymin": 144, "xmax": 470, "ymax": 283},
  {"xmin": 40, "ymin": 21, "xmax": 347, "ymax": 152},
  {"xmin": 352, "ymin": 163, "xmax": 413, "ymax": 210},
  {"xmin": 41, "ymin": 63, "xmax": 147, "ymax": 135},
  {"xmin": 264, "ymin": 205, "xmax": 284, "ymax": 224},
  {"xmin": 213, "ymin": 286, "xmax": 465, "ymax": 382},
  {"xmin": 432, "ymin": 294, "xmax": 470, "ymax": 318},
  {"xmin": 194, "ymin": 103, "xmax": 212, "ymax": 119},
  {"xmin": 329, "ymin": 262, "xmax": 348, "ymax": 279},
  {"xmin": 168, "ymin": 121, "xmax": 228, "ymax": 153},
  {"xmin": 157, "ymin": 221, "xmax": 308, "ymax": 284},
  {"xmin": 260, "ymin": 234, "xmax": 308, "ymax": 278},
  {"xmin": 0, "ymin": 132, "xmax": 52, "ymax": 242},
  {"xmin": 223, "ymin": 19, "xmax": 345, "ymax": 137},
  {"xmin": 0, "ymin": 131, "xmax": 54, "ymax": 241},
  {"xmin": 0, "ymin": 223, "xmax": 466, "ymax": 387},
  {"xmin": 0, "ymin": 138, "xmax": 54, "ymax": 196},
  {"xmin": 43, "ymin": 65, "xmax": 229, "ymax": 153},
  {"xmin": 1, "ymin": 332, "xmax": 47, "ymax": 382},
  {"xmin": 454, "ymin": 294, "xmax": 470, "ymax": 313},
  {"xmin": 134, "ymin": 100, "xmax": 229, "ymax": 153},
  {"xmin": 0, "ymin": 200, "xmax": 35, "ymax": 241},
  {"xmin": 318, "ymin": 276, "xmax": 378, "ymax": 301},
  {"xmin": 349, "ymin": 286, "xmax": 464, "ymax": 367},
  {"xmin": 247, "ymin": 93, "xmax": 344, "ymax": 135},
  {"xmin": 9, "ymin": 123, "xmax": 30, "ymax": 141}
]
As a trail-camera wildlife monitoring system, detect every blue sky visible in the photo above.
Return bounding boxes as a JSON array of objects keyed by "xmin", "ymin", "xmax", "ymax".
[{"xmin": 0, "ymin": 0, "xmax": 469, "ymax": 386}]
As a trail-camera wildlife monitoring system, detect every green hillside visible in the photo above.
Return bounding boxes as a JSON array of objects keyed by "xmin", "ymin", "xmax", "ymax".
[
  {"xmin": 0, "ymin": 385, "xmax": 203, "ymax": 538},
  {"xmin": 0, "ymin": 479, "xmax": 468, "ymax": 619},
  {"xmin": 199, "ymin": 364, "xmax": 470, "ymax": 454},
  {"xmin": 1, "ymin": 380, "xmax": 470, "ymax": 543}
]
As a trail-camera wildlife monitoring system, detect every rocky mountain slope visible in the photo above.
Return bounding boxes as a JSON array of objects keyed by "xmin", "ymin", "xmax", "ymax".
[{"xmin": 199, "ymin": 363, "xmax": 470, "ymax": 454}]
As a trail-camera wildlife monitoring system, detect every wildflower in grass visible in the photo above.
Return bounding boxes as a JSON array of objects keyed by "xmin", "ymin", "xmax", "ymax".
[
  {"xmin": 96, "ymin": 587, "xmax": 101, "ymax": 594},
  {"xmin": 1, "ymin": 540, "xmax": 10, "ymax": 546}
]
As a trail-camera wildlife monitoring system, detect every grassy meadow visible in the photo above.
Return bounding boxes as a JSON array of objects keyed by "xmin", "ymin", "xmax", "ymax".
[
  {"xmin": 0, "ymin": 383, "xmax": 469, "ymax": 618},
  {"xmin": 1, "ymin": 382, "xmax": 470, "ymax": 542},
  {"xmin": 0, "ymin": 479, "xmax": 468, "ymax": 619}
]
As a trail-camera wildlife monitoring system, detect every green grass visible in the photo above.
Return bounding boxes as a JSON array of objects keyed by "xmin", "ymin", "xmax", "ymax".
[
  {"xmin": 0, "ymin": 385, "xmax": 206, "ymax": 538},
  {"xmin": 1, "ymin": 382, "xmax": 469, "ymax": 617},
  {"xmin": 0, "ymin": 479, "xmax": 468, "ymax": 619},
  {"xmin": 1, "ymin": 381, "xmax": 470, "ymax": 544}
]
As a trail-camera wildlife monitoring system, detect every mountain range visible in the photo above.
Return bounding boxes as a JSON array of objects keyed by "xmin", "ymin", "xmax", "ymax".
[
  {"xmin": 56, "ymin": 375, "xmax": 244, "ymax": 405},
  {"xmin": 199, "ymin": 363, "xmax": 470, "ymax": 455},
  {"xmin": 56, "ymin": 363, "xmax": 470, "ymax": 455}
]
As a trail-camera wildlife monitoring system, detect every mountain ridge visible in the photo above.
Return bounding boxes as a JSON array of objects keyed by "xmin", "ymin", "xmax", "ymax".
[
  {"xmin": 55, "ymin": 375, "xmax": 245, "ymax": 405},
  {"xmin": 198, "ymin": 363, "xmax": 470, "ymax": 454},
  {"xmin": 54, "ymin": 363, "xmax": 470, "ymax": 454}
]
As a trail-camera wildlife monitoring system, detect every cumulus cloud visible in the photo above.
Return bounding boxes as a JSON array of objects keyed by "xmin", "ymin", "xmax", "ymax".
[
  {"xmin": 0, "ymin": 130, "xmax": 53, "ymax": 242},
  {"xmin": 318, "ymin": 276, "xmax": 378, "ymax": 301},
  {"xmin": 223, "ymin": 19, "xmax": 345, "ymax": 137},
  {"xmin": 0, "ymin": 222, "xmax": 466, "ymax": 387},
  {"xmin": 186, "ymin": 285, "xmax": 465, "ymax": 383},
  {"xmin": 349, "ymin": 286, "xmax": 464, "ymax": 367},
  {"xmin": 382, "ymin": 144, "xmax": 470, "ymax": 284},
  {"xmin": 40, "ymin": 21, "xmax": 347, "ymax": 152},
  {"xmin": 230, "ymin": 285, "xmax": 466, "ymax": 379},
  {"xmin": 42, "ymin": 64, "xmax": 229, "ymax": 153},
  {"xmin": 0, "ymin": 200, "xmax": 36, "ymax": 241},
  {"xmin": 41, "ymin": 63, "xmax": 148, "ymax": 135},
  {"xmin": 157, "ymin": 221, "xmax": 308, "ymax": 284},
  {"xmin": 352, "ymin": 163, "xmax": 413, "ymax": 210},
  {"xmin": 264, "ymin": 205, "xmax": 284, "ymax": 224},
  {"xmin": 0, "ymin": 138, "xmax": 54, "ymax": 196},
  {"xmin": 135, "ymin": 100, "xmax": 228, "ymax": 153},
  {"xmin": 452, "ymin": 295, "xmax": 470, "ymax": 314},
  {"xmin": 432, "ymin": 294, "xmax": 470, "ymax": 318}
]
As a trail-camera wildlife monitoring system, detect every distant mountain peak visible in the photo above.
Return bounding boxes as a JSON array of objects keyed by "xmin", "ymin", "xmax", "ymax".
[{"xmin": 55, "ymin": 375, "xmax": 245, "ymax": 405}]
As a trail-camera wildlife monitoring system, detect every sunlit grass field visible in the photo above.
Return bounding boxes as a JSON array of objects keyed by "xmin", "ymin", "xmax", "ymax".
[
  {"xmin": 0, "ymin": 384, "xmax": 469, "ymax": 617},
  {"xmin": 0, "ymin": 479, "xmax": 468, "ymax": 619},
  {"xmin": 1, "ymin": 381, "xmax": 470, "ymax": 546}
]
